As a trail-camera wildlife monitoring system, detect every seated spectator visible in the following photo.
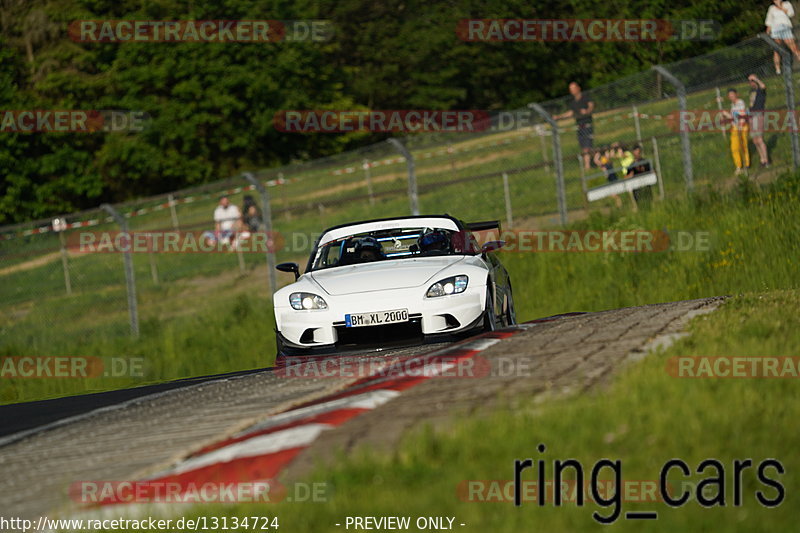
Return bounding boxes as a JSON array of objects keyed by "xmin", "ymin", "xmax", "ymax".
[
  {"xmin": 611, "ymin": 142, "xmax": 634, "ymax": 175},
  {"xmin": 593, "ymin": 146, "xmax": 622, "ymax": 208},
  {"xmin": 203, "ymin": 196, "xmax": 241, "ymax": 248},
  {"xmin": 610, "ymin": 142, "xmax": 639, "ymax": 210},
  {"xmin": 593, "ymin": 146, "xmax": 618, "ymax": 182}
]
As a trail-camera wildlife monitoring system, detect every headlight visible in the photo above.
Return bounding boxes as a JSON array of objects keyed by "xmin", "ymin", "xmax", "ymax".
[
  {"xmin": 290, "ymin": 292, "xmax": 328, "ymax": 310},
  {"xmin": 426, "ymin": 275, "xmax": 468, "ymax": 298}
]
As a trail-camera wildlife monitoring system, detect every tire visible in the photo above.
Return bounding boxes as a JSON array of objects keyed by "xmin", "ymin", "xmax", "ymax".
[
  {"xmin": 483, "ymin": 285, "xmax": 497, "ymax": 332},
  {"xmin": 275, "ymin": 332, "xmax": 299, "ymax": 358},
  {"xmin": 276, "ymin": 331, "xmax": 312, "ymax": 358},
  {"xmin": 275, "ymin": 332, "xmax": 287, "ymax": 359},
  {"xmin": 504, "ymin": 286, "xmax": 517, "ymax": 326}
]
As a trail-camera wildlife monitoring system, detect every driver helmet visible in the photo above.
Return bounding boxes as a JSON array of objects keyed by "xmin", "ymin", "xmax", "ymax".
[
  {"xmin": 418, "ymin": 229, "xmax": 450, "ymax": 253},
  {"xmin": 354, "ymin": 236, "xmax": 384, "ymax": 261}
]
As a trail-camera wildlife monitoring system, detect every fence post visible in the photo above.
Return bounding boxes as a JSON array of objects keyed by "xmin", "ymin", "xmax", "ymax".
[
  {"xmin": 148, "ymin": 249, "xmax": 160, "ymax": 284},
  {"xmin": 652, "ymin": 65, "xmax": 694, "ymax": 193},
  {"xmin": 577, "ymin": 154, "xmax": 590, "ymax": 210},
  {"xmin": 243, "ymin": 173, "xmax": 277, "ymax": 294},
  {"xmin": 447, "ymin": 142, "xmax": 456, "ymax": 171},
  {"xmin": 632, "ymin": 105, "xmax": 642, "ymax": 143},
  {"xmin": 501, "ymin": 172, "xmax": 514, "ymax": 228},
  {"xmin": 168, "ymin": 194, "xmax": 180, "ymax": 231},
  {"xmin": 52, "ymin": 218, "xmax": 72, "ymax": 295},
  {"xmin": 529, "ymin": 103, "xmax": 567, "ymax": 226},
  {"xmin": 758, "ymin": 33, "xmax": 800, "ymax": 171},
  {"xmin": 362, "ymin": 159, "xmax": 375, "ymax": 206},
  {"xmin": 100, "ymin": 203, "xmax": 139, "ymax": 338},
  {"xmin": 714, "ymin": 88, "xmax": 727, "ymax": 140},
  {"xmin": 536, "ymin": 125, "xmax": 550, "ymax": 172},
  {"xmin": 652, "ymin": 136, "xmax": 665, "ymax": 201},
  {"xmin": 387, "ymin": 138, "xmax": 419, "ymax": 216}
]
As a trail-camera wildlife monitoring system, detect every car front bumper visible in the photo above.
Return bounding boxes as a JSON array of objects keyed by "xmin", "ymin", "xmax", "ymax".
[{"xmin": 275, "ymin": 285, "xmax": 485, "ymax": 348}]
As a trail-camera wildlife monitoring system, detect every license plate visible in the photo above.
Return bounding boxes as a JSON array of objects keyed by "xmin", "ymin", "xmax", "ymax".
[{"xmin": 345, "ymin": 309, "xmax": 409, "ymax": 328}]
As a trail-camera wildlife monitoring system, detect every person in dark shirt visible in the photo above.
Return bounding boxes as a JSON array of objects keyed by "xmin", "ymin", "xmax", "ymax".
[
  {"xmin": 748, "ymin": 74, "xmax": 769, "ymax": 167},
  {"xmin": 241, "ymin": 194, "xmax": 262, "ymax": 233},
  {"xmin": 626, "ymin": 145, "xmax": 653, "ymax": 209},
  {"xmin": 554, "ymin": 82, "xmax": 595, "ymax": 169}
]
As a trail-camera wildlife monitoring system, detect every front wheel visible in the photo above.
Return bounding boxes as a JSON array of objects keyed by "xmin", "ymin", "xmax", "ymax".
[
  {"xmin": 275, "ymin": 332, "xmax": 287, "ymax": 359},
  {"xmin": 275, "ymin": 331, "xmax": 306, "ymax": 358}
]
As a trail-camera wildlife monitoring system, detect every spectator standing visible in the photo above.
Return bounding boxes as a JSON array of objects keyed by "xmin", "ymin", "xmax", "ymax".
[
  {"xmin": 241, "ymin": 195, "xmax": 262, "ymax": 233},
  {"xmin": 748, "ymin": 74, "xmax": 769, "ymax": 167},
  {"xmin": 765, "ymin": 0, "xmax": 800, "ymax": 74},
  {"xmin": 723, "ymin": 88, "xmax": 750, "ymax": 175},
  {"xmin": 554, "ymin": 82, "xmax": 595, "ymax": 169}
]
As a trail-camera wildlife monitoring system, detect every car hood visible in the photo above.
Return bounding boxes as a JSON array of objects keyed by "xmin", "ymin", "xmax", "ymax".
[{"xmin": 310, "ymin": 256, "xmax": 466, "ymax": 295}]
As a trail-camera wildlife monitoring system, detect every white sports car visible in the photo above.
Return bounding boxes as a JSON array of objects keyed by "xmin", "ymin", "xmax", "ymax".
[{"xmin": 273, "ymin": 215, "xmax": 516, "ymax": 355}]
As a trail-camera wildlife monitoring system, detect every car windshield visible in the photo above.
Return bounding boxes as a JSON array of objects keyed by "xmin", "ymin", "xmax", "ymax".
[{"xmin": 310, "ymin": 227, "xmax": 475, "ymax": 271}]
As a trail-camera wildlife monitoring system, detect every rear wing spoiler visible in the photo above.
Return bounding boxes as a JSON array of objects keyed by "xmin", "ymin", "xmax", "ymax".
[{"xmin": 465, "ymin": 220, "xmax": 501, "ymax": 232}]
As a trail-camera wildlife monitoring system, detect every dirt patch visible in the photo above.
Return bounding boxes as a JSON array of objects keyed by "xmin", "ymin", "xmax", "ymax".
[{"xmin": 0, "ymin": 252, "xmax": 61, "ymax": 277}]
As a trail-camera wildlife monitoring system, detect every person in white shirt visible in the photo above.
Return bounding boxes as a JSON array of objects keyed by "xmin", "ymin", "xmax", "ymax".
[
  {"xmin": 721, "ymin": 89, "xmax": 751, "ymax": 175},
  {"xmin": 208, "ymin": 196, "xmax": 241, "ymax": 247},
  {"xmin": 765, "ymin": 0, "xmax": 800, "ymax": 73}
]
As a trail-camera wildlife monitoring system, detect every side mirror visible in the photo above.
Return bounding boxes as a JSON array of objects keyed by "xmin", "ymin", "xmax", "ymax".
[
  {"xmin": 276, "ymin": 262, "xmax": 300, "ymax": 280},
  {"xmin": 480, "ymin": 240, "xmax": 505, "ymax": 256}
]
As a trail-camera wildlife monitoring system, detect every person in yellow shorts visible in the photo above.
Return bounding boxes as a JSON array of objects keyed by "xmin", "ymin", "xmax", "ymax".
[{"xmin": 723, "ymin": 88, "xmax": 750, "ymax": 175}]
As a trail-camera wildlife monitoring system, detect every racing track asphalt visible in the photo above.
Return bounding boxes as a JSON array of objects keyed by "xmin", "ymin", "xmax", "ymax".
[
  {"xmin": 0, "ymin": 336, "xmax": 458, "ymax": 442},
  {"xmin": 0, "ymin": 297, "xmax": 723, "ymax": 520},
  {"xmin": 0, "ymin": 367, "xmax": 274, "ymax": 440}
]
